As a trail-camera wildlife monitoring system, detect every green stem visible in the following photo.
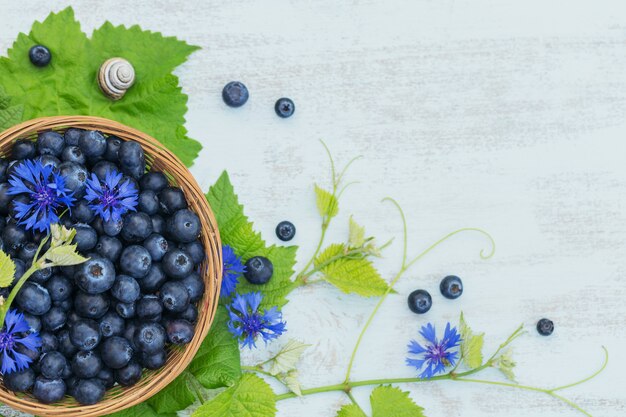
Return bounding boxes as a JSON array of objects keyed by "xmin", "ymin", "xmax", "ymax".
[
  {"xmin": 0, "ymin": 262, "xmax": 40, "ymax": 325},
  {"xmin": 241, "ymin": 365, "xmax": 275, "ymax": 379},
  {"xmin": 346, "ymin": 391, "xmax": 365, "ymax": 414},
  {"xmin": 550, "ymin": 346, "xmax": 608, "ymax": 392}
]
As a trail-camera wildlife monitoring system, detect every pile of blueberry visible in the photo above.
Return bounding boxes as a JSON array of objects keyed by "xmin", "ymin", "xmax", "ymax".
[{"xmin": 0, "ymin": 128, "xmax": 205, "ymax": 405}]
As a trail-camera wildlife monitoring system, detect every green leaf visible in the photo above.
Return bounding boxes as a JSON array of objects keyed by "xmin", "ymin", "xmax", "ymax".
[
  {"xmin": 459, "ymin": 313, "xmax": 485, "ymax": 369},
  {"xmin": 192, "ymin": 374, "xmax": 276, "ymax": 417},
  {"xmin": 0, "ymin": 86, "xmax": 23, "ymax": 131},
  {"xmin": 189, "ymin": 306, "xmax": 241, "ymax": 389},
  {"xmin": 207, "ymin": 172, "xmax": 298, "ymax": 309},
  {"xmin": 0, "ymin": 7, "xmax": 202, "ymax": 166},
  {"xmin": 370, "ymin": 386, "xmax": 426, "ymax": 417},
  {"xmin": 493, "ymin": 349, "xmax": 517, "ymax": 383},
  {"xmin": 147, "ymin": 373, "xmax": 195, "ymax": 414},
  {"xmin": 348, "ymin": 216, "xmax": 366, "ymax": 247},
  {"xmin": 0, "ymin": 251, "xmax": 16, "ymax": 288},
  {"xmin": 315, "ymin": 244, "xmax": 390, "ymax": 297},
  {"xmin": 315, "ymin": 184, "xmax": 339, "ymax": 219},
  {"xmin": 280, "ymin": 370, "xmax": 302, "ymax": 397},
  {"xmin": 44, "ymin": 245, "xmax": 88, "ymax": 266},
  {"xmin": 266, "ymin": 339, "xmax": 309, "ymax": 376},
  {"xmin": 105, "ymin": 402, "xmax": 176, "ymax": 417},
  {"xmin": 336, "ymin": 404, "xmax": 367, "ymax": 417}
]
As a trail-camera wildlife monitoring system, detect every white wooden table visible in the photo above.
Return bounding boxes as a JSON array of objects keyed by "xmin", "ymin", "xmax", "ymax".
[{"xmin": 1, "ymin": 1, "xmax": 625, "ymax": 416}]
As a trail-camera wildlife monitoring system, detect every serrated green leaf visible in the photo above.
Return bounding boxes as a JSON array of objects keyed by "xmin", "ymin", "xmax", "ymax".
[
  {"xmin": 459, "ymin": 313, "xmax": 485, "ymax": 369},
  {"xmin": 105, "ymin": 402, "xmax": 176, "ymax": 417},
  {"xmin": 370, "ymin": 386, "xmax": 426, "ymax": 417},
  {"xmin": 266, "ymin": 339, "xmax": 310, "ymax": 376},
  {"xmin": 348, "ymin": 216, "xmax": 366, "ymax": 247},
  {"xmin": 192, "ymin": 374, "xmax": 276, "ymax": 417},
  {"xmin": 493, "ymin": 349, "xmax": 517, "ymax": 383},
  {"xmin": 44, "ymin": 245, "xmax": 88, "ymax": 266},
  {"xmin": 189, "ymin": 306, "xmax": 241, "ymax": 389},
  {"xmin": 0, "ymin": 251, "xmax": 16, "ymax": 288},
  {"xmin": 207, "ymin": 172, "xmax": 298, "ymax": 309},
  {"xmin": 147, "ymin": 373, "xmax": 195, "ymax": 414},
  {"xmin": 336, "ymin": 404, "xmax": 367, "ymax": 417},
  {"xmin": 0, "ymin": 7, "xmax": 201, "ymax": 166},
  {"xmin": 315, "ymin": 184, "xmax": 339, "ymax": 219},
  {"xmin": 280, "ymin": 370, "xmax": 302, "ymax": 397}
]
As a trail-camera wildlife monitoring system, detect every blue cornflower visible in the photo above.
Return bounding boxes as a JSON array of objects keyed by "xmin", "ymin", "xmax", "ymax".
[
  {"xmin": 221, "ymin": 245, "xmax": 246, "ymax": 297},
  {"xmin": 7, "ymin": 159, "xmax": 75, "ymax": 232},
  {"xmin": 84, "ymin": 170, "xmax": 138, "ymax": 221},
  {"xmin": 227, "ymin": 292, "xmax": 286, "ymax": 349},
  {"xmin": 0, "ymin": 310, "xmax": 42, "ymax": 375},
  {"xmin": 406, "ymin": 322, "xmax": 461, "ymax": 379}
]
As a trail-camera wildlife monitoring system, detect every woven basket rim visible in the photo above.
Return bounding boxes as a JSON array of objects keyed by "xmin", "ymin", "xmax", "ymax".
[{"xmin": 0, "ymin": 116, "xmax": 222, "ymax": 417}]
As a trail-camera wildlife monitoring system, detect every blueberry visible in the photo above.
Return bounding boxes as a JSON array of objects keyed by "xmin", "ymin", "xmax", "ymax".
[
  {"xmin": 29, "ymin": 45, "xmax": 51, "ymax": 67},
  {"xmin": 75, "ymin": 255, "xmax": 116, "ymax": 294},
  {"xmin": 407, "ymin": 289, "xmax": 432, "ymax": 314},
  {"xmin": 181, "ymin": 240, "xmax": 205, "ymax": 265},
  {"xmin": 59, "ymin": 162, "xmax": 88, "ymax": 197},
  {"xmin": 118, "ymin": 141, "xmax": 145, "ymax": 179},
  {"xmin": 0, "ymin": 158, "xmax": 8, "ymax": 182},
  {"xmin": 537, "ymin": 318, "xmax": 554, "ymax": 336},
  {"xmin": 61, "ymin": 145, "xmax": 86, "ymax": 164},
  {"xmin": 104, "ymin": 135, "xmax": 122, "ymax": 162},
  {"xmin": 123, "ymin": 321, "xmax": 139, "ymax": 351},
  {"xmin": 222, "ymin": 81, "xmax": 249, "ymax": 107},
  {"xmin": 23, "ymin": 313, "xmax": 42, "ymax": 333},
  {"xmin": 4, "ymin": 368, "xmax": 35, "ymax": 392},
  {"xmin": 92, "ymin": 160, "xmax": 119, "ymax": 181},
  {"xmin": 74, "ymin": 291, "xmax": 110, "ymax": 319},
  {"xmin": 115, "ymin": 361, "xmax": 142, "ymax": 386},
  {"xmin": 121, "ymin": 212, "xmax": 153, "ymax": 243},
  {"xmin": 40, "ymin": 351, "xmax": 67, "ymax": 379},
  {"xmin": 57, "ymin": 329, "xmax": 78, "ymax": 358},
  {"xmin": 120, "ymin": 245, "xmax": 152, "ymax": 278},
  {"xmin": 158, "ymin": 187, "xmax": 187, "ymax": 215},
  {"xmin": 97, "ymin": 367, "xmax": 115, "ymax": 389},
  {"xmin": 115, "ymin": 302, "xmax": 136, "ymax": 319},
  {"xmin": 73, "ymin": 223, "xmax": 98, "ymax": 252},
  {"xmin": 37, "ymin": 131, "xmax": 64, "ymax": 157},
  {"xmin": 140, "ymin": 350, "xmax": 166, "ymax": 370},
  {"xmin": 139, "ymin": 172, "xmax": 168, "ymax": 192},
  {"xmin": 440, "ymin": 275, "xmax": 463, "ymax": 300},
  {"xmin": 274, "ymin": 97, "xmax": 295, "ymax": 118},
  {"xmin": 42, "ymin": 306, "xmax": 67, "ymax": 331},
  {"xmin": 111, "ymin": 275, "xmax": 140, "ymax": 303},
  {"xmin": 91, "ymin": 217, "xmax": 104, "ymax": 235},
  {"xmin": 139, "ymin": 264, "xmax": 167, "ymax": 293},
  {"xmin": 178, "ymin": 304, "xmax": 198, "ymax": 323},
  {"xmin": 166, "ymin": 209, "xmax": 201, "ymax": 243},
  {"xmin": 179, "ymin": 272, "xmax": 205, "ymax": 302},
  {"xmin": 166, "ymin": 319, "xmax": 194, "ymax": 345},
  {"xmin": 16, "ymin": 282, "xmax": 51, "ymax": 315},
  {"xmin": 95, "ymin": 235, "xmax": 122, "ymax": 262},
  {"xmin": 15, "ymin": 344, "xmax": 40, "ymax": 367},
  {"xmin": 65, "ymin": 376, "xmax": 79, "ymax": 397},
  {"xmin": 54, "ymin": 298, "xmax": 73, "ymax": 311},
  {"xmin": 70, "ymin": 199, "xmax": 95, "ymax": 224},
  {"xmin": 138, "ymin": 190, "xmax": 159, "ymax": 215},
  {"xmin": 17, "ymin": 242, "xmax": 37, "ymax": 263},
  {"xmin": 133, "ymin": 322, "xmax": 166, "ymax": 354},
  {"xmin": 39, "ymin": 154, "xmax": 61, "ymax": 169},
  {"xmin": 162, "ymin": 249, "xmax": 193, "ymax": 279},
  {"xmin": 2, "ymin": 223, "xmax": 28, "ymax": 252},
  {"xmin": 73, "ymin": 378, "xmax": 105, "ymax": 405},
  {"xmin": 40, "ymin": 332, "xmax": 59, "ymax": 354},
  {"xmin": 276, "ymin": 221, "xmax": 296, "ymax": 241},
  {"xmin": 100, "ymin": 336, "xmax": 133, "ymax": 369},
  {"xmin": 99, "ymin": 311, "xmax": 125, "ymax": 338},
  {"xmin": 0, "ymin": 183, "xmax": 12, "ymax": 215},
  {"xmin": 33, "ymin": 377, "xmax": 66, "ymax": 403},
  {"xmin": 160, "ymin": 281, "xmax": 190, "ymax": 313},
  {"xmin": 143, "ymin": 234, "xmax": 169, "ymax": 262},
  {"xmin": 136, "ymin": 295, "xmax": 163, "ymax": 321},
  {"xmin": 243, "ymin": 256, "xmax": 273, "ymax": 285},
  {"xmin": 103, "ymin": 217, "xmax": 123, "ymax": 237},
  {"xmin": 64, "ymin": 128, "xmax": 83, "ymax": 146},
  {"xmin": 45, "ymin": 275, "xmax": 73, "ymax": 302},
  {"xmin": 79, "ymin": 130, "xmax": 107, "ymax": 158},
  {"xmin": 70, "ymin": 319, "xmax": 101, "ymax": 351},
  {"xmin": 151, "ymin": 215, "xmax": 166, "ymax": 235},
  {"xmin": 71, "ymin": 350, "xmax": 103, "ymax": 378},
  {"xmin": 30, "ymin": 266, "xmax": 53, "ymax": 284}
]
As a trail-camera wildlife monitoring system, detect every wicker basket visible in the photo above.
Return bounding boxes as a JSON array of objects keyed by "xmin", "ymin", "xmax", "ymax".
[{"xmin": 0, "ymin": 116, "xmax": 222, "ymax": 417}]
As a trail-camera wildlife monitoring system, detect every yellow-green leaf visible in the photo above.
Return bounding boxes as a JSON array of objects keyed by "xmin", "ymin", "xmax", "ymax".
[
  {"xmin": 370, "ymin": 385, "xmax": 426, "ymax": 417},
  {"xmin": 320, "ymin": 256, "xmax": 390, "ymax": 297},
  {"xmin": 45, "ymin": 245, "xmax": 88, "ymax": 266},
  {"xmin": 266, "ymin": 339, "xmax": 310, "ymax": 376},
  {"xmin": 0, "ymin": 251, "xmax": 16, "ymax": 288},
  {"xmin": 459, "ymin": 312, "xmax": 484, "ymax": 369},
  {"xmin": 494, "ymin": 349, "xmax": 517, "ymax": 383},
  {"xmin": 348, "ymin": 216, "xmax": 366, "ymax": 247},
  {"xmin": 336, "ymin": 404, "xmax": 367, "ymax": 417},
  {"xmin": 315, "ymin": 184, "xmax": 339, "ymax": 219}
]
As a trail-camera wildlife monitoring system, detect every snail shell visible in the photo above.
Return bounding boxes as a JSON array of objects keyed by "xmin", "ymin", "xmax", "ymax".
[{"xmin": 98, "ymin": 58, "xmax": 135, "ymax": 100}]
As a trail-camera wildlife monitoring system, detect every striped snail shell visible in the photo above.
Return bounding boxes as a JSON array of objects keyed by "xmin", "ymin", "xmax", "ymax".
[{"xmin": 98, "ymin": 58, "xmax": 135, "ymax": 100}]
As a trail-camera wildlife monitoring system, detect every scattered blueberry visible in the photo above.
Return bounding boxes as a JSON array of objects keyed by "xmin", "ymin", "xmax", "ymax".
[
  {"xmin": 29, "ymin": 45, "xmax": 52, "ymax": 67},
  {"xmin": 244, "ymin": 256, "xmax": 273, "ymax": 284},
  {"xmin": 276, "ymin": 221, "xmax": 296, "ymax": 241},
  {"xmin": 440, "ymin": 275, "xmax": 463, "ymax": 300},
  {"xmin": 407, "ymin": 289, "xmax": 432, "ymax": 314},
  {"xmin": 537, "ymin": 318, "xmax": 554, "ymax": 336},
  {"xmin": 274, "ymin": 97, "xmax": 295, "ymax": 118},
  {"xmin": 222, "ymin": 81, "xmax": 249, "ymax": 107}
]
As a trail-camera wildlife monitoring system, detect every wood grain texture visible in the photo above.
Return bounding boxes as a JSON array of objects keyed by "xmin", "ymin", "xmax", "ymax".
[{"xmin": 1, "ymin": 1, "xmax": 625, "ymax": 416}]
